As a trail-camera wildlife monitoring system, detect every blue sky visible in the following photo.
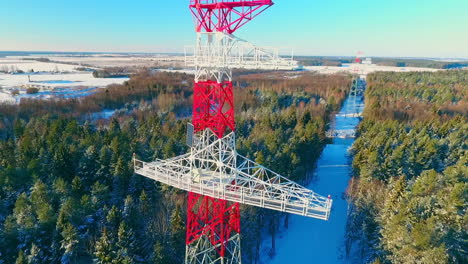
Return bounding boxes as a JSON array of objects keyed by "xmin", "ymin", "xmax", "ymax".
[{"xmin": 1, "ymin": 0, "xmax": 467, "ymax": 58}]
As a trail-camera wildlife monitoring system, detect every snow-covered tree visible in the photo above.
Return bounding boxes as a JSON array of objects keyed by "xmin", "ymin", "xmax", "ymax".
[
  {"xmin": 94, "ymin": 229, "xmax": 117, "ymax": 264},
  {"xmin": 60, "ymin": 223, "xmax": 78, "ymax": 263}
]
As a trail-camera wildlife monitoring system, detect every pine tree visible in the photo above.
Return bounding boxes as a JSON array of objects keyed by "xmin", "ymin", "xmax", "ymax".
[
  {"xmin": 170, "ymin": 206, "xmax": 185, "ymax": 259},
  {"xmin": 78, "ymin": 145, "xmax": 99, "ymax": 184},
  {"xmin": 97, "ymin": 146, "xmax": 112, "ymax": 183},
  {"xmin": 106, "ymin": 205, "xmax": 121, "ymax": 232},
  {"xmin": 139, "ymin": 190, "xmax": 150, "ymax": 218},
  {"xmin": 381, "ymin": 175, "xmax": 406, "ymax": 223},
  {"xmin": 13, "ymin": 192, "xmax": 35, "ymax": 248},
  {"xmin": 57, "ymin": 198, "xmax": 76, "ymax": 230},
  {"xmin": 3, "ymin": 215, "xmax": 19, "ymax": 263},
  {"xmin": 15, "ymin": 250, "xmax": 27, "ymax": 264},
  {"xmin": 123, "ymin": 195, "xmax": 137, "ymax": 223},
  {"xmin": 30, "ymin": 179, "xmax": 49, "ymax": 207},
  {"xmin": 31, "ymin": 180, "xmax": 54, "ymax": 227},
  {"xmin": 52, "ymin": 143, "xmax": 74, "ymax": 179},
  {"xmin": 60, "ymin": 223, "xmax": 78, "ymax": 264},
  {"xmin": 71, "ymin": 176, "xmax": 83, "ymax": 196},
  {"xmin": 53, "ymin": 177, "xmax": 70, "ymax": 197},
  {"xmin": 27, "ymin": 243, "xmax": 42, "ymax": 264},
  {"xmin": 49, "ymin": 231, "xmax": 62, "ymax": 264},
  {"xmin": 91, "ymin": 181, "xmax": 109, "ymax": 208},
  {"xmin": 117, "ymin": 221, "xmax": 137, "ymax": 261},
  {"xmin": 109, "ymin": 119, "xmax": 121, "ymax": 136},
  {"xmin": 95, "ymin": 229, "xmax": 117, "ymax": 264},
  {"xmin": 13, "ymin": 192, "xmax": 35, "ymax": 228},
  {"xmin": 152, "ymin": 241, "xmax": 169, "ymax": 264}
]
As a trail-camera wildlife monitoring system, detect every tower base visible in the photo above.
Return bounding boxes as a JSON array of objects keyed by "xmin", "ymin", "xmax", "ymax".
[{"xmin": 186, "ymin": 233, "xmax": 241, "ymax": 264}]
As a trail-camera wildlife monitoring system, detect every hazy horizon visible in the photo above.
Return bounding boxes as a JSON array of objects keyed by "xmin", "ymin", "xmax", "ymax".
[{"xmin": 1, "ymin": 50, "xmax": 468, "ymax": 61}]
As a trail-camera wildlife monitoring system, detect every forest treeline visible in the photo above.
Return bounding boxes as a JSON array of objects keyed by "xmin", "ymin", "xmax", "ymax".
[
  {"xmin": 347, "ymin": 70, "xmax": 467, "ymax": 263},
  {"xmin": 364, "ymin": 70, "xmax": 467, "ymax": 121},
  {"xmin": 0, "ymin": 70, "xmax": 350, "ymax": 263},
  {"xmin": 372, "ymin": 58, "xmax": 468, "ymax": 69}
]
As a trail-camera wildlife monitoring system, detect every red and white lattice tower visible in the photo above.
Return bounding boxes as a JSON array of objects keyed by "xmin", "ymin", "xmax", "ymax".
[
  {"xmin": 134, "ymin": 1, "xmax": 331, "ymax": 264},
  {"xmin": 355, "ymin": 50, "xmax": 364, "ymax": 64}
]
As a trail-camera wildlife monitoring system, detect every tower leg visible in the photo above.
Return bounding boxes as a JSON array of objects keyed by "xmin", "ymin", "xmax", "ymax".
[
  {"xmin": 186, "ymin": 192, "xmax": 241, "ymax": 264},
  {"xmin": 189, "ymin": 76, "xmax": 239, "ymax": 263}
]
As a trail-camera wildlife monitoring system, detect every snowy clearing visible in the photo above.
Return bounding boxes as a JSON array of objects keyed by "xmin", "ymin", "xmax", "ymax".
[
  {"xmin": 0, "ymin": 58, "xmax": 80, "ymax": 72},
  {"xmin": 305, "ymin": 63, "xmax": 439, "ymax": 75},
  {"xmin": 261, "ymin": 91, "xmax": 366, "ymax": 264},
  {"xmin": 0, "ymin": 72, "xmax": 128, "ymax": 89}
]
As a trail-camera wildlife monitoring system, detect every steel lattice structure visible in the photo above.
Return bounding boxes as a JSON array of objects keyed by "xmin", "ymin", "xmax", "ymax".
[
  {"xmin": 189, "ymin": 0, "xmax": 274, "ymax": 34},
  {"xmin": 134, "ymin": 129, "xmax": 332, "ymax": 219},
  {"xmin": 134, "ymin": 1, "xmax": 331, "ymax": 263},
  {"xmin": 185, "ymin": 33, "xmax": 297, "ymax": 71}
]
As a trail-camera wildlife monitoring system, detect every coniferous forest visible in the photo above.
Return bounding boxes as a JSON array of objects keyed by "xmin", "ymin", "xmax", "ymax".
[
  {"xmin": 0, "ymin": 71, "xmax": 350, "ymax": 263},
  {"xmin": 347, "ymin": 71, "xmax": 467, "ymax": 263}
]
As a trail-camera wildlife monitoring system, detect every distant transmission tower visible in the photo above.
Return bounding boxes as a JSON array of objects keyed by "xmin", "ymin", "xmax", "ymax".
[
  {"xmin": 355, "ymin": 50, "xmax": 364, "ymax": 64},
  {"xmin": 134, "ymin": 1, "xmax": 332, "ymax": 263}
]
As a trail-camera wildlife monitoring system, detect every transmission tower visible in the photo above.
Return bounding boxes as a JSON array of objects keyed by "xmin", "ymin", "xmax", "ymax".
[{"xmin": 134, "ymin": 1, "xmax": 332, "ymax": 263}]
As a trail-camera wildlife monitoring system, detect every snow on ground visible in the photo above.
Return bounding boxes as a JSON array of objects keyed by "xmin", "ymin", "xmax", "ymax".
[
  {"xmin": 261, "ymin": 93, "xmax": 365, "ymax": 264},
  {"xmin": 44, "ymin": 55, "xmax": 185, "ymax": 68},
  {"xmin": 15, "ymin": 87, "xmax": 101, "ymax": 102},
  {"xmin": 0, "ymin": 91, "xmax": 15, "ymax": 103},
  {"xmin": 90, "ymin": 109, "xmax": 116, "ymax": 120},
  {"xmin": 0, "ymin": 58, "xmax": 80, "ymax": 72},
  {"xmin": 0, "ymin": 63, "xmax": 129, "ymax": 103},
  {"xmin": 2, "ymin": 54, "xmax": 185, "ymax": 69},
  {"xmin": 153, "ymin": 68, "xmax": 196, "ymax": 75},
  {"xmin": 305, "ymin": 63, "xmax": 439, "ymax": 75},
  {"xmin": 0, "ymin": 72, "xmax": 129, "ymax": 89}
]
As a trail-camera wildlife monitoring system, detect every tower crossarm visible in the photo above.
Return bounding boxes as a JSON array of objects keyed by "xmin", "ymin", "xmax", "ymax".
[
  {"xmin": 189, "ymin": 0, "xmax": 274, "ymax": 34},
  {"xmin": 185, "ymin": 32, "xmax": 297, "ymax": 76},
  {"xmin": 134, "ymin": 130, "xmax": 332, "ymax": 220}
]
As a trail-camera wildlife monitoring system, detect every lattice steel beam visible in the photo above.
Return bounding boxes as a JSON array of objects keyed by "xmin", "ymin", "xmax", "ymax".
[{"xmin": 134, "ymin": 129, "xmax": 333, "ymax": 220}]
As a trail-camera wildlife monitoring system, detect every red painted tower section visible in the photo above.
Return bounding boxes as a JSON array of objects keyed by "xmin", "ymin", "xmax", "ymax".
[
  {"xmin": 190, "ymin": 0, "xmax": 273, "ymax": 34},
  {"xmin": 187, "ymin": 1, "xmax": 273, "ymax": 262},
  {"xmin": 188, "ymin": 79, "xmax": 238, "ymax": 259},
  {"xmin": 192, "ymin": 80, "xmax": 235, "ymax": 138},
  {"xmin": 186, "ymin": 193, "xmax": 241, "ymax": 257}
]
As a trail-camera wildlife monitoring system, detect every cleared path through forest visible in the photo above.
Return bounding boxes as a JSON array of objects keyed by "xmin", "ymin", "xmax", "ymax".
[{"xmin": 261, "ymin": 83, "xmax": 365, "ymax": 264}]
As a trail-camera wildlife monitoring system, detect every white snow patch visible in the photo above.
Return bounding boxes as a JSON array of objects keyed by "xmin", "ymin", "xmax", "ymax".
[
  {"xmin": 0, "ymin": 91, "xmax": 15, "ymax": 103},
  {"xmin": 304, "ymin": 63, "xmax": 439, "ymax": 75},
  {"xmin": 261, "ymin": 93, "xmax": 366, "ymax": 264},
  {"xmin": 0, "ymin": 72, "xmax": 128, "ymax": 89}
]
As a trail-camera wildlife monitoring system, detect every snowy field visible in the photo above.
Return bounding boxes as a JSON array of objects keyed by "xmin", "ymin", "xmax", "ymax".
[
  {"xmin": 0, "ymin": 72, "xmax": 129, "ymax": 103},
  {"xmin": 0, "ymin": 91, "xmax": 16, "ymax": 103},
  {"xmin": 0, "ymin": 56, "xmax": 130, "ymax": 103},
  {"xmin": 44, "ymin": 54, "xmax": 185, "ymax": 68},
  {"xmin": 261, "ymin": 92, "xmax": 366, "ymax": 264},
  {"xmin": 0, "ymin": 53, "xmax": 183, "ymax": 103},
  {"xmin": 1, "ymin": 54, "xmax": 184, "ymax": 69},
  {"xmin": 0, "ymin": 72, "xmax": 128, "ymax": 89},
  {"xmin": 305, "ymin": 63, "xmax": 439, "ymax": 75},
  {"xmin": 0, "ymin": 58, "xmax": 79, "ymax": 72}
]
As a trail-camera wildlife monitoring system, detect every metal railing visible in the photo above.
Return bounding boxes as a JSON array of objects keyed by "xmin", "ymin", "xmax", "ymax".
[{"xmin": 134, "ymin": 158, "xmax": 332, "ymax": 220}]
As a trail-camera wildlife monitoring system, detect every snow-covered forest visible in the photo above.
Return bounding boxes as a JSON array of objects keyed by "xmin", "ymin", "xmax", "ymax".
[
  {"xmin": 346, "ymin": 70, "xmax": 467, "ymax": 263},
  {"xmin": 0, "ymin": 71, "xmax": 351, "ymax": 263}
]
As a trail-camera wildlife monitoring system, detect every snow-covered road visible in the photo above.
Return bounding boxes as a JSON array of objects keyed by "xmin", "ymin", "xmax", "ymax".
[{"xmin": 262, "ymin": 87, "xmax": 365, "ymax": 264}]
